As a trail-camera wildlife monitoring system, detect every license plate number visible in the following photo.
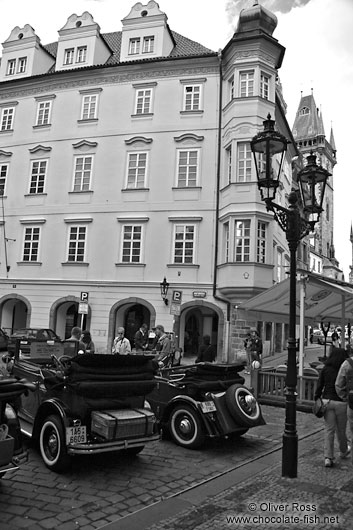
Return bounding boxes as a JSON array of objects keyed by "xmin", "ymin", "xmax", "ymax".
[
  {"xmin": 200, "ymin": 401, "xmax": 216, "ymax": 413},
  {"xmin": 66, "ymin": 426, "xmax": 87, "ymax": 445}
]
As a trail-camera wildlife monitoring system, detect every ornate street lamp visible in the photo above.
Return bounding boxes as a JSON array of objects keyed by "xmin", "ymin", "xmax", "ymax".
[
  {"xmin": 160, "ymin": 277, "xmax": 169, "ymax": 305},
  {"xmin": 251, "ymin": 114, "xmax": 330, "ymax": 478}
]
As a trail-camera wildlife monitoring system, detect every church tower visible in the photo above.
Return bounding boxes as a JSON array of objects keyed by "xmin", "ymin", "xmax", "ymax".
[{"xmin": 292, "ymin": 90, "xmax": 341, "ymax": 279}]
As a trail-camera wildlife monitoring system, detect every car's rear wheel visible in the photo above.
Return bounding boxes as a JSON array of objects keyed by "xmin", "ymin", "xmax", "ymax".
[
  {"xmin": 168, "ymin": 404, "xmax": 205, "ymax": 449},
  {"xmin": 39, "ymin": 415, "xmax": 70, "ymax": 472},
  {"xmin": 225, "ymin": 384, "xmax": 261, "ymax": 427}
]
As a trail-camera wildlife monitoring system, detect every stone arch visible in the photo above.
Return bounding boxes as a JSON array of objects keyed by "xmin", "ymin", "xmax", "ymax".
[
  {"xmin": 108, "ymin": 297, "xmax": 156, "ymax": 350},
  {"xmin": 0, "ymin": 293, "xmax": 31, "ymax": 330}
]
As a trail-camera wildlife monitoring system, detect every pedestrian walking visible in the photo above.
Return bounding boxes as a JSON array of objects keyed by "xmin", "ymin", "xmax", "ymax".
[
  {"xmin": 315, "ymin": 347, "xmax": 350, "ymax": 467},
  {"xmin": 112, "ymin": 327, "xmax": 131, "ymax": 355},
  {"xmin": 335, "ymin": 350, "xmax": 353, "ymax": 465},
  {"xmin": 244, "ymin": 328, "xmax": 262, "ymax": 373}
]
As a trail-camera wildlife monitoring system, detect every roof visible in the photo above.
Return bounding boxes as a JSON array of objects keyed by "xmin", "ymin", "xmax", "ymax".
[
  {"xmin": 42, "ymin": 29, "xmax": 216, "ymax": 71},
  {"xmin": 292, "ymin": 93, "xmax": 325, "ymax": 141}
]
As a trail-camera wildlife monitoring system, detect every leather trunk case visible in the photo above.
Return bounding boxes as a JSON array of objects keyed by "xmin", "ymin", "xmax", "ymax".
[{"xmin": 91, "ymin": 408, "xmax": 155, "ymax": 440}]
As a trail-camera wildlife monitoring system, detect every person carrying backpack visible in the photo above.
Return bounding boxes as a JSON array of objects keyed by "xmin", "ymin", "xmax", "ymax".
[{"xmin": 336, "ymin": 352, "xmax": 353, "ymax": 465}]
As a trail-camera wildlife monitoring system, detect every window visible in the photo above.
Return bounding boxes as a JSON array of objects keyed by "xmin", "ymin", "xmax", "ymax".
[
  {"xmin": 240, "ymin": 71, "xmax": 254, "ymax": 97},
  {"xmin": 127, "ymin": 152, "xmax": 147, "ymax": 188},
  {"xmin": 228, "ymin": 75, "xmax": 234, "ymax": 101},
  {"xmin": 76, "ymin": 46, "xmax": 87, "ymax": 63},
  {"xmin": 299, "ymin": 107, "xmax": 310, "ymax": 116},
  {"xmin": 223, "ymin": 222, "xmax": 230, "ymax": 263},
  {"xmin": 64, "ymin": 48, "xmax": 74, "ymax": 65},
  {"xmin": 68, "ymin": 226, "xmax": 86, "ymax": 262},
  {"xmin": 276, "ymin": 248, "xmax": 282, "ymax": 282},
  {"xmin": 1, "ymin": 107, "xmax": 15, "ymax": 131},
  {"xmin": 177, "ymin": 150, "xmax": 198, "ymax": 187},
  {"xmin": 73, "ymin": 156, "xmax": 92, "ymax": 192},
  {"xmin": 174, "ymin": 224, "xmax": 195, "ymax": 264},
  {"xmin": 81, "ymin": 94, "xmax": 98, "ymax": 120},
  {"xmin": 129, "ymin": 38, "xmax": 140, "ymax": 55},
  {"xmin": 6, "ymin": 60, "xmax": 16, "ymax": 76},
  {"xmin": 226, "ymin": 145, "xmax": 232, "ymax": 184},
  {"xmin": 29, "ymin": 160, "xmax": 47, "ymax": 194},
  {"xmin": 257, "ymin": 221, "xmax": 266, "ymax": 263},
  {"xmin": 143, "ymin": 36, "xmax": 154, "ymax": 53},
  {"xmin": 135, "ymin": 89, "xmax": 152, "ymax": 115},
  {"xmin": 122, "ymin": 225, "xmax": 142, "ymax": 263},
  {"xmin": 237, "ymin": 143, "xmax": 252, "ymax": 182},
  {"xmin": 184, "ymin": 85, "xmax": 201, "ymax": 111},
  {"xmin": 0, "ymin": 164, "xmax": 8, "ymax": 195},
  {"xmin": 18, "ymin": 57, "xmax": 27, "ymax": 74},
  {"xmin": 23, "ymin": 227, "xmax": 40, "ymax": 262},
  {"xmin": 260, "ymin": 73, "xmax": 269, "ymax": 100},
  {"xmin": 36, "ymin": 101, "xmax": 52, "ymax": 126},
  {"xmin": 234, "ymin": 220, "xmax": 250, "ymax": 262}
]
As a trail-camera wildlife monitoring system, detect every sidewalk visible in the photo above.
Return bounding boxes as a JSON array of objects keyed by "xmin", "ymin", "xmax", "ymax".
[{"xmin": 106, "ymin": 427, "xmax": 352, "ymax": 530}]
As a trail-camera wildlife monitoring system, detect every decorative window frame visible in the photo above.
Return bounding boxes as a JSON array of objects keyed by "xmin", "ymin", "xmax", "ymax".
[{"xmin": 179, "ymin": 78, "xmax": 206, "ymax": 114}]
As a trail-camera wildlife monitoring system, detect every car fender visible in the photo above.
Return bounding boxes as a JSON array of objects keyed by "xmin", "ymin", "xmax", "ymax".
[
  {"xmin": 32, "ymin": 398, "xmax": 72, "ymax": 441},
  {"xmin": 161, "ymin": 395, "xmax": 202, "ymax": 424}
]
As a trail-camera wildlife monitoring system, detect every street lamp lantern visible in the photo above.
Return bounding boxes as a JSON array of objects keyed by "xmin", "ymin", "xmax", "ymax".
[
  {"xmin": 251, "ymin": 116, "xmax": 329, "ymax": 479},
  {"xmin": 250, "ymin": 114, "xmax": 289, "ymax": 202},
  {"xmin": 160, "ymin": 277, "xmax": 169, "ymax": 305},
  {"xmin": 297, "ymin": 151, "xmax": 330, "ymax": 229}
]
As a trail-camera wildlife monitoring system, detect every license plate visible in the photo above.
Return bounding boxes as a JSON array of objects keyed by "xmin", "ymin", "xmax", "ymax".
[
  {"xmin": 200, "ymin": 401, "xmax": 216, "ymax": 413},
  {"xmin": 66, "ymin": 426, "xmax": 87, "ymax": 445}
]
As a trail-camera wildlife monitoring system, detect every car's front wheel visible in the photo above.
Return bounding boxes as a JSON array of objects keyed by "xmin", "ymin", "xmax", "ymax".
[
  {"xmin": 168, "ymin": 404, "xmax": 205, "ymax": 449},
  {"xmin": 39, "ymin": 415, "xmax": 70, "ymax": 473}
]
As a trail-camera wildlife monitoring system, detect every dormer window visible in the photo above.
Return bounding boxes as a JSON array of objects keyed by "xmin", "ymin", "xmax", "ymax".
[
  {"xmin": 18, "ymin": 57, "xmax": 27, "ymax": 74},
  {"xmin": 129, "ymin": 38, "xmax": 140, "ymax": 55},
  {"xmin": 299, "ymin": 107, "xmax": 310, "ymax": 116},
  {"xmin": 6, "ymin": 59, "xmax": 16, "ymax": 76},
  {"xmin": 76, "ymin": 46, "xmax": 87, "ymax": 64},
  {"xmin": 143, "ymin": 36, "xmax": 154, "ymax": 54},
  {"xmin": 64, "ymin": 48, "xmax": 74, "ymax": 65}
]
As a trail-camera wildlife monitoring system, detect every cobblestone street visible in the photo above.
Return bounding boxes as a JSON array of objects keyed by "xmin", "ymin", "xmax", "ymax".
[{"xmin": 0, "ymin": 405, "xmax": 323, "ymax": 530}]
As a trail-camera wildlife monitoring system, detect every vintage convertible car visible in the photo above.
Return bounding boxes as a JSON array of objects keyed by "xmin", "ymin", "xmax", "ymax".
[
  {"xmin": 5, "ymin": 341, "xmax": 160, "ymax": 472},
  {"xmin": 146, "ymin": 362, "xmax": 265, "ymax": 449}
]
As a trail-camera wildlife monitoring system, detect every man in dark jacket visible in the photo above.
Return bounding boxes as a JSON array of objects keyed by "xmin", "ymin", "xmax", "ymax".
[{"xmin": 134, "ymin": 323, "xmax": 148, "ymax": 352}]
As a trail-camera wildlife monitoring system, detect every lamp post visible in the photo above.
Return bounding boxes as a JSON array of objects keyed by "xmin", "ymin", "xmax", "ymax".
[
  {"xmin": 251, "ymin": 114, "xmax": 330, "ymax": 478},
  {"xmin": 160, "ymin": 277, "xmax": 169, "ymax": 305}
]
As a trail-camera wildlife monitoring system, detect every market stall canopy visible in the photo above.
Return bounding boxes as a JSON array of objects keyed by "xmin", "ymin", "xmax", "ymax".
[{"xmin": 240, "ymin": 271, "xmax": 353, "ymax": 325}]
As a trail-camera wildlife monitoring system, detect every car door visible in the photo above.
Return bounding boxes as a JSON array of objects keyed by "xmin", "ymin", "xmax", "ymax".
[{"xmin": 12, "ymin": 358, "xmax": 43, "ymax": 424}]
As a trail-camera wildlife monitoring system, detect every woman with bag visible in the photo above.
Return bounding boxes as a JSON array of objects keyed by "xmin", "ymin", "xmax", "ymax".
[{"xmin": 314, "ymin": 347, "xmax": 350, "ymax": 468}]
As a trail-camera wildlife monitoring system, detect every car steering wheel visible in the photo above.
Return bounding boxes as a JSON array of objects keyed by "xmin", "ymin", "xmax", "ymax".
[{"xmin": 57, "ymin": 355, "xmax": 72, "ymax": 369}]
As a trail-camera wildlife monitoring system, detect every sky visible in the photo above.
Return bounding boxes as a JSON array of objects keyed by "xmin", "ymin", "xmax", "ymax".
[{"xmin": 0, "ymin": 0, "xmax": 352, "ymax": 277}]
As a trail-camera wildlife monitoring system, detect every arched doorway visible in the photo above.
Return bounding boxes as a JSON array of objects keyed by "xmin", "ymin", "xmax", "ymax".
[
  {"xmin": 108, "ymin": 298, "xmax": 156, "ymax": 351},
  {"xmin": 0, "ymin": 295, "xmax": 30, "ymax": 334},
  {"xmin": 180, "ymin": 301, "xmax": 224, "ymax": 362},
  {"xmin": 50, "ymin": 297, "xmax": 91, "ymax": 339}
]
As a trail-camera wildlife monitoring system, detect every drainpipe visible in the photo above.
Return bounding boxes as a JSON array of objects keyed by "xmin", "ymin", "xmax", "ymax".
[{"xmin": 213, "ymin": 49, "xmax": 231, "ymax": 331}]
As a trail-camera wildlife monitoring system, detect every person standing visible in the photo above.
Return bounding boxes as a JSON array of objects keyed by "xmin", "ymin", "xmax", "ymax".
[
  {"xmin": 112, "ymin": 327, "xmax": 131, "ymax": 355},
  {"xmin": 134, "ymin": 323, "xmax": 149, "ymax": 352},
  {"xmin": 154, "ymin": 325, "xmax": 172, "ymax": 355},
  {"xmin": 65, "ymin": 326, "xmax": 86, "ymax": 354},
  {"xmin": 81, "ymin": 330, "xmax": 95, "ymax": 353},
  {"xmin": 244, "ymin": 328, "xmax": 262, "ymax": 373},
  {"xmin": 315, "ymin": 347, "xmax": 350, "ymax": 467},
  {"xmin": 196, "ymin": 335, "xmax": 216, "ymax": 363}
]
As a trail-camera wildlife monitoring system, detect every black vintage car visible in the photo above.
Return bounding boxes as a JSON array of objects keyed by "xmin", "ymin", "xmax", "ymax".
[
  {"xmin": 5, "ymin": 341, "xmax": 160, "ymax": 472},
  {"xmin": 146, "ymin": 362, "xmax": 265, "ymax": 449}
]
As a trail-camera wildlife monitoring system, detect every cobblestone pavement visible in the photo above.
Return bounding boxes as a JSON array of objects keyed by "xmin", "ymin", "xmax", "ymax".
[
  {"xmin": 143, "ymin": 430, "xmax": 353, "ymax": 530},
  {"xmin": 0, "ymin": 405, "xmax": 323, "ymax": 530}
]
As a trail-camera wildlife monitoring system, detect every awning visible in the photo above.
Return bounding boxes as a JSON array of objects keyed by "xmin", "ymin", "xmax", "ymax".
[{"xmin": 240, "ymin": 271, "xmax": 353, "ymax": 325}]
